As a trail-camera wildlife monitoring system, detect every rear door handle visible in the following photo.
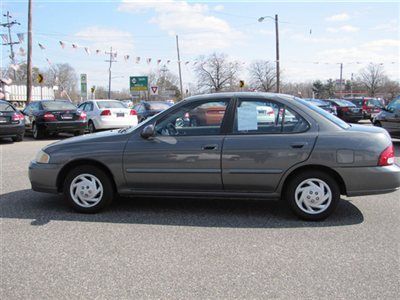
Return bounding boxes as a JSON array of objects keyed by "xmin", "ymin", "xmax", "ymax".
[
  {"xmin": 202, "ymin": 144, "xmax": 218, "ymax": 150},
  {"xmin": 290, "ymin": 142, "xmax": 307, "ymax": 149}
]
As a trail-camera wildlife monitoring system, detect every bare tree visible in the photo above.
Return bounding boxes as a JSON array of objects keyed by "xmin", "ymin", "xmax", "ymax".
[
  {"xmin": 194, "ymin": 52, "xmax": 240, "ymax": 93},
  {"xmin": 358, "ymin": 63, "xmax": 386, "ymax": 97},
  {"xmin": 248, "ymin": 60, "xmax": 276, "ymax": 92},
  {"xmin": 44, "ymin": 63, "xmax": 78, "ymax": 100}
]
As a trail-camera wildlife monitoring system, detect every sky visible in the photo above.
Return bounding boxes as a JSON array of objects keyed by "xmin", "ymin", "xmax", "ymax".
[{"xmin": 1, "ymin": 0, "xmax": 399, "ymax": 91}]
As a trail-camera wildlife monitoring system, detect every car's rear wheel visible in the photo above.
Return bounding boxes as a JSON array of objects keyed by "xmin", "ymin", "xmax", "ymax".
[
  {"xmin": 284, "ymin": 170, "xmax": 340, "ymax": 221},
  {"xmin": 32, "ymin": 123, "xmax": 44, "ymax": 139},
  {"xmin": 88, "ymin": 121, "xmax": 96, "ymax": 133},
  {"xmin": 63, "ymin": 165, "xmax": 114, "ymax": 213},
  {"xmin": 12, "ymin": 133, "xmax": 23, "ymax": 142}
]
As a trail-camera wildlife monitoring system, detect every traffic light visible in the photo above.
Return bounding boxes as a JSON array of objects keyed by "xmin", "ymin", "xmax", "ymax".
[{"xmin": 239, "ymin": 80, "xmax": 245, "ymax": 88}]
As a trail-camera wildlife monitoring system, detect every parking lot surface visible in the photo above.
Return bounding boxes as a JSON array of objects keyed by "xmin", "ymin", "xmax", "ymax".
[{"xmin": 1, "ymin": 132, "xmax": 399, "ymax": 299}]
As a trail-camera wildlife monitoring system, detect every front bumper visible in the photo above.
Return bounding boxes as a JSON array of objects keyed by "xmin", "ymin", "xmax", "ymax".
[
  {"xmin": 39, "ymin": 121, "xmax": 87, "ymax": 133},
  {"xmin": 29, "ymin": 160, "xmax": 61, "ymax": 193},
  {"xmin": 336, "ymin": 164, "xmax": 400, "ymax": 196}
]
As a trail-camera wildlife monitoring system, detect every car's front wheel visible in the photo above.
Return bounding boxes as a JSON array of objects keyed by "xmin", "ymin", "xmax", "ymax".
[
  {"xmin": 88, "ymin": 121, "xmax": 96, "ymax": 133},
  {"xmin": 63, "ymin": 165, "xmax": 114, "ymax": 213},
  {"xmin": 284, "ymin": 170, "xmax": 340, "ymax": 221}
]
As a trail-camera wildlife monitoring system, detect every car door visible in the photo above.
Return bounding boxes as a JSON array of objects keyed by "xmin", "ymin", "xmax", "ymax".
[
  {"xmin": 222, "ymin": 97, "xmax": 318, "ymax": 192},
  {"xmin": 123, "ymin": 98, "xmax": 232, "ymax": 191},
  {"xmin": 23, "ymin": 102, "xmax": 40, "ymax": 130},
  {"xmin": 380, "ymin": 99, "xmax": 400, "ymax": 135}
]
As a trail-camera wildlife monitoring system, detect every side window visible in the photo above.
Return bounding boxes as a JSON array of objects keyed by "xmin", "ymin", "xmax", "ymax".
[
  {"xmin": 31, "ymin": 102, "xmax": 40, "ymax": 112},
  {"xmin": 387, "ymin": 99, "xmax": 400, "ymax": 111},
  {"xmin": 155, "ymin": 100, "xmax": 228, "ymax": 136},
  {"xmin": 86, "ymin": 103, "xmax": 93, "ymax": 111},
  {"xmin": 234, "ymin": 99, "xmax": 309, "ymax": 134},
  {"xmin": 78, "ymin": 103, "xmax": 86, "ymax": 111},
  {"xmin": 136, "ymin": 104, "xmax": 144, "ymax": 113}
]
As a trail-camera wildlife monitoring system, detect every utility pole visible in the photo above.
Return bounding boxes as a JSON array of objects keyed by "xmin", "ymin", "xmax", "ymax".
[
  {"xmin": 339, "ymin": 62, "xmax": 343, "ymax": 98},
  {"xmin": 27, "ymin": 0, "xmax": 33, "ymax": 104},
  {"xmin": 105, "ymin": 47, "xmax": 117, "ymax": 99},
  {"xmin": 275, "ymin": 14, "xmax": 280, "ymax": 93},
  {"xmin": 1, "ymin": 11, "xmax": 21, "ymax": 80},
  {"xmin": 176, "ymin": 35, "xmax": 183, "ymax": 100}
]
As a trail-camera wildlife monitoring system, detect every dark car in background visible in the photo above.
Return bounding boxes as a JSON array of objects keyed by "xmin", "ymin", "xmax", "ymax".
[
  {"xmin": 323, "ymin": 99, "xmax": 363, "ymax": 123},
  {"xmin": 23, "ymin": 100, "xmax": 87, "ymax": 139},
  {"xmin": 302, "ymin": 98, "xmax": 337, "ymax": 115},
  {"xmin": 0, "ymin": 100, "xmax": 25, "ymax": 142},
  {"xmin": 133, "ymin": 101, "xmax": 173, "ymax": 123},
  {"xmin": 346, "ymin": 97, "xmax": 383, "ymax": 119},
  {"xmin": 373, "ymin": 97, "xmax": 400, "ymax": 138}
]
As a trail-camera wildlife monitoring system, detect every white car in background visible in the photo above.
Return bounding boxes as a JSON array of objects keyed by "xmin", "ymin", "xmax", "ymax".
[{"xmin": 78, "ymin": 99, "xmax": 138, "ymax": 133}]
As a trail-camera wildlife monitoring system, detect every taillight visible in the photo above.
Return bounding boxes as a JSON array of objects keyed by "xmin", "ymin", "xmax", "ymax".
[
  {"xmin": 130, "ymin": 109, "xmax": 137, "ymax": 116},
  {"xmin": 43, "ymin": 112, "xmax": 56, "ymax": 121},
  {"xmin": 11, "ymin": 113, "xmax": 24, "ymax": 122},
  {"xmin": 267, "ymin": 110, "xmax": 274, "ymax": 115},
  {"xmin": 378, "ymin": 145, "xmax": 395, "ymax": 166},
  {"xmin": 101, "ymin": 109, "xmax": 111, "ymax": 116},
  {"xmin": 78, "ymin": 111, "xmax": 87, "ymax": 120}
]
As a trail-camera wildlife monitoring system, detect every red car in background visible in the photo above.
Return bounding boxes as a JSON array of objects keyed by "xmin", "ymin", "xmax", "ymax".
[{"xmin": 346, "ymin": 97, "xmax": 383, "ymax": 120}]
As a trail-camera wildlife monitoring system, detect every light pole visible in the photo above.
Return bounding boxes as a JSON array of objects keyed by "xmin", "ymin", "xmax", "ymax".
[{"xmin": 258, "ymin": 14, "xmax": 280, "ymax": 93}]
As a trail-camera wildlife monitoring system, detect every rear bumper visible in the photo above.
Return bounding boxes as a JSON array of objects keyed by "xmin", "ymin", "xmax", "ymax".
[
  {"xmin": 0, "ymin": 123, "xmax": 25, "ymax": 137},
  {"xmin": 335, "ymin": 164, "xmax": 400, "ymax": 196},
  {"xmin": 95, "ymin": 116, "xmax": 138, "ymax": 130},
  {"xmin": 39, "ymin": 121, "xmax": 87, "ymax": 133},
  {"xmin": 29, "ymin": 160, "xmax": 60, "ymax": 194}
]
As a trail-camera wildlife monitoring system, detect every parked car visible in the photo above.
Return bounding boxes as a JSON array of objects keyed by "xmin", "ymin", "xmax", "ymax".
[
  {"xmin": 188, "ymin": 102, "xmax": 227, "ymax": 126},
  {"xmin": 23, "ymin": 100, "xmax": 87, "ymax": 139},
  {"xmin": 373, "ymin": 97, "xmax": 400, "ymax": 138},
  {"xmin": 346, "ymin": 97, "xmax": 383, "ymax": 119},
  {"xmin": 29, "ymin": 93, "xmax": 400, "ymax": 221},
  {"xmin": 302, "ymin": 98, "xmax": 337, "ymax": 115},
  {"xmin": 0, "ymin": 99, "xmax": 25, "ymax": 142},
  {"xmin": 78, "ymin": 99, "xmax": 138, "ymax": 133},
  {"xmin": 133, "ymin": 101, "xmax": 173, "ymax": 123},
  {"xmin": 323, "ymin": 99, "xmax": 363, "ymax": 123}
]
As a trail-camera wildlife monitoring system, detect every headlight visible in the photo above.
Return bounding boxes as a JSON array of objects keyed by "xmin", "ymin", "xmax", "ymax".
[{"xmin": 35, "ymin": 150, "xmax": 50, "ymax": 164}]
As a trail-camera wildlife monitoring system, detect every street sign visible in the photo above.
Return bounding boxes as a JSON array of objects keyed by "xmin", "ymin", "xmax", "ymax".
[
  {"xmin": 239, "ymin": 80, "xmax": 245, "ymax": 88},
  {"xmin": 80, "ymin": 73, "xmax": 87, "ymax": 99},
  {"xmin": 130, "ymin": 76, "xmax": 148, "ymax": 92},
  {"xmin": 150, "ymin": 86, "xmax": 158, "ymax": 95},
  {"xmin": 37, "ymin": 74, "xmax": 44, "ymax": 84}
]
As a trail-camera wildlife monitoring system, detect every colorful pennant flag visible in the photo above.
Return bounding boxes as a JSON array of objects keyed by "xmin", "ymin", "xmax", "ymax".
[
  {"xmin": 17, "ymin": 33, "xmax": 24, "ymax": 43},
  {"xmin": 1, "ymin": 34, "xmax": 8, "ymax": 43},
  {"xmin": 147, "ymin": 58, "xmax": 152, "ymax": 64},
  {"xmin": 72, "ymin": 43, "xmax": 78, "ymax": 49},
  {"xmin": 157, "ymin": 59, "xmax": 161, "ymax": 65},
  {"xmin": 38, "ymin": 43, "xmax": 45, "ymax": 50},
  {"xmin": 18, "ymin": 47, "xmax": 26, "ymax": 56},
  {"xmin": 136, "ymin": 57, "xmax": 141, "ymax": 64},
  {"xmin": 96, "ymin": 49, "xmax": 101, "ymax": 55},
  {"xmin": 59, "ymin": 41, "xmax": 66, "ymax": 49},
  {"xmin": 84, "ymin": 47, "xmax": 91, "ymax": 55},
  {"xmin": 166, "ymin": 60, "xmax": 170, "ymax": 64},
  {"xmin": 124, "ymin": 55, "xmax": 130, "ymax": 61}
]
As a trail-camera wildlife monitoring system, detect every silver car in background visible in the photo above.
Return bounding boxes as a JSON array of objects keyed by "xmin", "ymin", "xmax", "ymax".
[
  {"xmin": 78, "ymin": 99, "xmax": 138, "ymax": 133},
  {"xmin": 29, "ymin": 93, "xmax": 400, "ymax": 221}
]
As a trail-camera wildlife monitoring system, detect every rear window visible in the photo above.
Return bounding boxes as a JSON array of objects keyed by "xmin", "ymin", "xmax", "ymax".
[
  {"xmin": 349, "ymin": 99, "xmax": 363, "ymax": 107},
  {"xmin": 296, "ymin": 98, "xmax": 350, "ymax": 129},
  {"xmin": 367, "ymin": 99, "xmax": 383, "ymax": 107},
  {"xmin": 96, "ymin": 101, "xmax": 126, "ymax": 109},
  {"xmin": 148, "ymin": 102, "xmax": 171, "ymax": 111},
  {"xmin": 41, "ymin": 101, "xmax": 76, "ymax": 111},
  {"xmin": 334, "ymin": 100, "xmax": 355, "ymax": 107},
  {"xmin": 0, "ymin": 103, "xmax": 15, "ymax": 112}
]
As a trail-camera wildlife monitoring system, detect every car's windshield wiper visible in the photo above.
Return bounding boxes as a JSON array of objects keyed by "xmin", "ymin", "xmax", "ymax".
[{"xmin": 118, "ymin": 126, "xmax": 131, "ymax": 133}]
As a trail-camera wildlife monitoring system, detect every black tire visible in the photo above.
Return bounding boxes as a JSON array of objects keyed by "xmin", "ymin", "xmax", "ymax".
[
  {"xmin": 284, "ymin": 170, "xmax": 340, "ymax": 221},
  {"xmin": 32, "ymin": 122, "xmax": 44, "ymax": 139},
  {"xmin": 63, "ymin": 165, "xmax": 114, "ymax": 213},
  {"xmin": 74, "ymin": 130, "xmax": 85, "ymax": 136},
  {"xmin": 88, "ymin": 120, "xmax": 96, "ymax": 133},
  {"xmin": 12, "ymin": 133, "xmax": 23, "ymax": 142}
]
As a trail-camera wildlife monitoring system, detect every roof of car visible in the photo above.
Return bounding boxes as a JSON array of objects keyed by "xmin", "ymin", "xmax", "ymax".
[{"xmin": 183, "ymin": 92, "xmax": 294, "ymax": 102}]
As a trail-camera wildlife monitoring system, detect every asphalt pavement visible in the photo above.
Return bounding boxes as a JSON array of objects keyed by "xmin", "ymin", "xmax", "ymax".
[{"xmin": 1, "ymin": 127, "xmax": 399, "ymax": 299}]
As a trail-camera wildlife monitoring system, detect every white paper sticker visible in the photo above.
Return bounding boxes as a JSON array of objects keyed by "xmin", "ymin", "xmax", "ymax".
[{"xmin": 237, "ymin": 106, "xmax": 258, "ymax": 131}]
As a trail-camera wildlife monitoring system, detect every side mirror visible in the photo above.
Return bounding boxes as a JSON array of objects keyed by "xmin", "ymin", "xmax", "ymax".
[{"xmin": 140, "ymin": 124, "xmax": 155, "ymax": 139}]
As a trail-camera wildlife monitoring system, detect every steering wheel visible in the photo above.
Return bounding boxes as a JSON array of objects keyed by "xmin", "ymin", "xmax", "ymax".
[{"xmin": 166, "ymin": 123, "xmax": 178, "ymax": 135}]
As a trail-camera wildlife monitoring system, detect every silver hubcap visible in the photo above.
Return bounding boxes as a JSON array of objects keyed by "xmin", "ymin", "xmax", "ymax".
[
  {"xmin": 295, "ymin": 178, "xmax": 332, "ymax": 214},
  {"xmin": 70, "ymin": 174, "xmax": 103, "ymax": 208},
  {"xmin": 33, "ymin": 124, "xmax": 37, "ymax": 138}
]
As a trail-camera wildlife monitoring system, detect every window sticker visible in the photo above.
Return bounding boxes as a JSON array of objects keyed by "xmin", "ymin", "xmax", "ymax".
[{"xmin": 237, "ymin": 106, "xmax": 258, "ymax": 131}]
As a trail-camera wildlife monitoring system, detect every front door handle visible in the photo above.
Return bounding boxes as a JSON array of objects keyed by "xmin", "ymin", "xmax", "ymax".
[
  {"xmin": 290, "ymin": 142, "xmax": 307, "ymax": 149},
  {"xmin": 202, "ymin": 144, "xmax": 218, "ymax": 150}
]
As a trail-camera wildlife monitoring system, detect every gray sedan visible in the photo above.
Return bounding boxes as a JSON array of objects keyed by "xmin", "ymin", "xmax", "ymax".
[{"xmin": 29, "ymin": 93, "xmax": 400, "ymax": 220}]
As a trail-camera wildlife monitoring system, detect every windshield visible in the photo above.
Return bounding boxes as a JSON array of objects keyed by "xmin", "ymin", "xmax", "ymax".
[
  {"xmin": 296, "ymin": 98, "xmax": 350, "ymax": 129},
  {"xmin": 41, "ymin": 101, "xmax": 76, "ymax": 111},
  {"xmin": 148, "ymin": 102, "xmax": 172, "ymax": 111},
  {"xmin": 96, "ymin": 101, "xmax": 126, "ymax": 109}
]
